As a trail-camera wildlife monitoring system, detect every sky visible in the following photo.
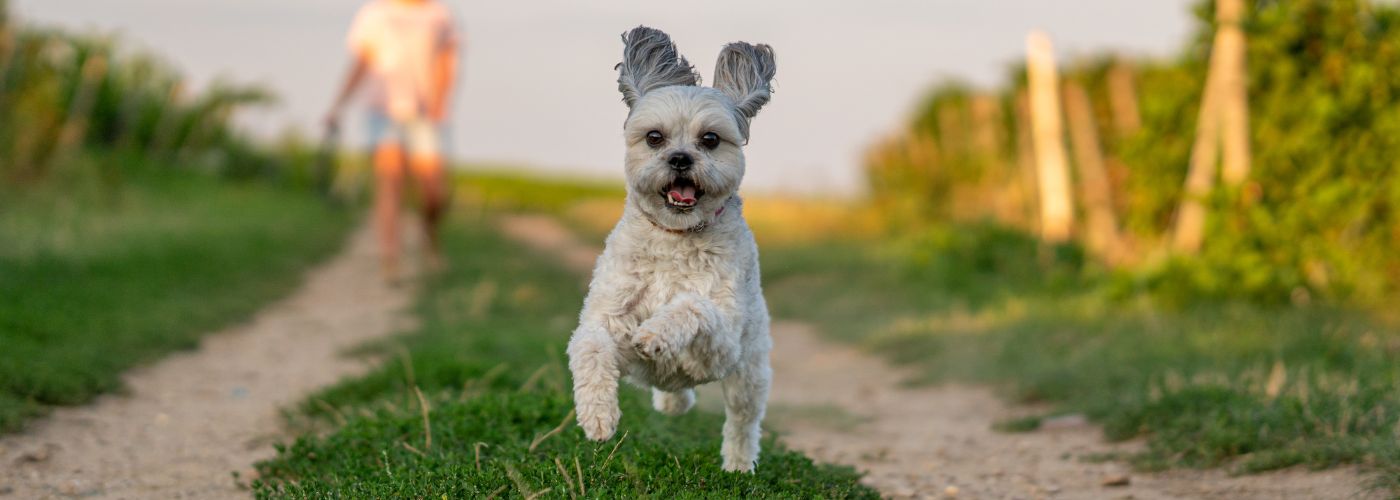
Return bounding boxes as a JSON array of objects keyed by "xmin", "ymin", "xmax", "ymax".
[{"xmin": 12, "ymin": 0, "xmax": 1196, "ymax": 195}]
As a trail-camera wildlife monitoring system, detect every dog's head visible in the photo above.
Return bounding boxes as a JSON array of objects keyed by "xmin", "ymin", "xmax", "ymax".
[{"xmin": 615, "ymin": 26, "xmax": 776, "ymax": 231}]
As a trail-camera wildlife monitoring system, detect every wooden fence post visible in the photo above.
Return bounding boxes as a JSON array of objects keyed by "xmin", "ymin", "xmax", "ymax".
[
  {"xmin": 1171, "ymin": 71, "xmax": 1220, "ymax": 254},
  {"xmin": 1013, "ymin": 92, "xmax": 1040, "ymax": 231},
  {"xmin": 1106, "ymin": 60, "xmax": 1141, "ymax": 136},
  {"xmin": 970, "ymin": 95, "xmax": 1003, "ymax": 163},
  {"xmin": 149, "ymin": 80, "xmax": 185, "ymax": 155},
  {"xmin": 1216, "ymin": 0, "xmax": 1251, "ymax": 186},
  {"xmin": 937, "ymin": 102, "xmax": 966, "ymax": 160},
  {"xmin": 1063, "ymin": 80, "xmax": 1126, "ymax": 263},
  {"xmin": 1172, "ymin": 0, "xmax": 1249, "ymax": 253},
  {"xmin": 55, "ymin": 54, "xmax": 109, "ymax": 152},
  {"xmin": 1026, "ymin": 31, "xmax": 1074, "ymax": 242}
]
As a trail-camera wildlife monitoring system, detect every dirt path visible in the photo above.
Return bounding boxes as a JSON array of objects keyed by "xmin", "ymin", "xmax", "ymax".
[
  {"xmin": 767, "ymin": 322, "xmax": 1377, "ymax": 499},
  {"xmin": 498, "ymin": 213, "xmax": 1380, "ymax": 500},
  {"xmin": 0, "ymin": 222, "xmax": 416, "ymax": 499}
]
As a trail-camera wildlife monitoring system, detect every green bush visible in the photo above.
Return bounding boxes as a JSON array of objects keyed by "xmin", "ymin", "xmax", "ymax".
[
  {"xmin": 867, "ymin": 0, "xmax": 1400, "ymax": 305},
  {"xmin": 0, "ymin": 7, "xmax": 282, "ymax": 185}
]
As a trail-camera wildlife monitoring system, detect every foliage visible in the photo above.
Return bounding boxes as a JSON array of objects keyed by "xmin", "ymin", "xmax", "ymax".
[
  {"xmin": 253, "ymin": 215, "xmax": 877, "ymax": 498},
  {"xmin": 762, "ymin": 224, "xmax": 1400, "ymax": 491},
  {"xmin": 0, "ymin": 157, "xmax": 351, "ymax": 433},
  {"xmin": 865, "ymin": 0, "xmax": 1400, "ymax": 305},
  {"xmin": 0, "ymin": 9, "xmax": 285, "ymax": 185},
  {"xmin": 454, "ymin": 168, "xmax": 625, "ymax": 216}
]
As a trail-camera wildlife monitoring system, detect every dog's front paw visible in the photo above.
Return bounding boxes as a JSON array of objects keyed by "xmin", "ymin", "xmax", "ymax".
[
  {"xmin": 631, "ymin": 326, "xmax": 674, "ymax": 361},
  {"xmin": 577, "ymin": 406, "xmax": 620, "ymax": 441}
]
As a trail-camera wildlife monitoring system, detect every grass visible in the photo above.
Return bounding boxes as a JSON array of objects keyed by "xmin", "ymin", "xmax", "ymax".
[
  {"xmin": 449, "ymin": 168, "xmax": 879, "ymax": 248},
  {"xmin": 761, "ymin": 222, "xmax": 1400, "ymax": 490},
  {"xmin": 0, "ymin": 156, "xmax": 352, "ymax": 433},
  {"xmin": 252, "ymin": 210, "xmax": 876, "ymax": 498}
]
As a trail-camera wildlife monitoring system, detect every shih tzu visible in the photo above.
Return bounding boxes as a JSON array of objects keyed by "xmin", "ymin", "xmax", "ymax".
[{"xmin": 566, "ymin": 26, "xmax": 776, "ymax": 472}]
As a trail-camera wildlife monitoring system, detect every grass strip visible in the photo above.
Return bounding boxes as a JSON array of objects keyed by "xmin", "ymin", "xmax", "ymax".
[
  {"xmin": 0, "ymin": 163, "xmax": 351, "ymax": 432},
  {"xmin": 252, "ymin": 211, "xmax": 875, "ymax": 498}
]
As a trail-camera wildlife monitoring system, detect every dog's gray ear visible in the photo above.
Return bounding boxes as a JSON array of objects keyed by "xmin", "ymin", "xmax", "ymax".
[
  {"xmin": 713, "ymin": 42, "xmax": 777, "ymax": 122},
  {"xmin": 616, "ymin": 26, "xmax": 700, "ymax": 108}
]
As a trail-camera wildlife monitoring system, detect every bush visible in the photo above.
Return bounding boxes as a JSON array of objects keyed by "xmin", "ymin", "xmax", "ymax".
[{"xmin": 867, "ymin": 0, "xmax": 1400, "ymax": 305}]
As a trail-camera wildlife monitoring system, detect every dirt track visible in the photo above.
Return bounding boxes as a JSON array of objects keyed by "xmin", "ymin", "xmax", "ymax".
[
  {"xmin": 0, "ymin": 222, "xmax": 416, "ymax": 499},
  {"xmin": 499, "ymin": 213, "xmax": 1381, "ymax": 500},
  {"xmin": 0, "ymin": 215, "xmax": 1379, "ymax": 499}
]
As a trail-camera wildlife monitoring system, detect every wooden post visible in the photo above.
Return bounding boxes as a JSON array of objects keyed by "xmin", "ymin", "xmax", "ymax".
[
  {"xmin": 1026, "ymin": 31, "xmax": 1074, "ymax": 242},
  {"xmin": 1063, "ymin": 80, "xmax": 1126, "ymax": 262},
  {"xmin": 972, "ymin": 95, "xmax": 1017, "ymax": 224},
  {"xmin": 1172, "ymin": 70, "xmax": 1222, "ymax": 254},
  {"xmin": 1216, "ymin": 0, "xmax": 1251, "ymax": 186},
  {"xmin": 937, "ymin": 102, "xmax": 966, "ymax": 160},
  {"xmin": 1106, "ymin": 60, "xmax": 1141, "ymax": 136},
  {"xmin": 970, "ymin": 95, "xmax": 1004, "ymax": 162},
  {"xmin": 0, "ymin": 20, "xmax": 14, "ymax": 96},
  {"xmin": 1172, "ymin": 0, "xmax": 1249, "ymax": 253},
  {"xmin": 1013, "ymin": 92, "xmax": 1040, "ymax": 231},
  {"xmin": 149, "ymin": 80, "xmax": 185, "ymax": 155},
  {"xmin": 55, "ymin": 54, "xmax": 109, "ymax": 152}
]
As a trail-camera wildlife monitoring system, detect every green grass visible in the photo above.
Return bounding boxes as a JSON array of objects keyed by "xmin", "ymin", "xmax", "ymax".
[
  {"xmin": 252, "ymin": 212, "xmax": 876, "ymax": 498},
  {"xmin": 762, "ymin": 222, "xmax": 1400, "ymax": 491},
  {"xmin": 454, "ymin": 167, "xmax": 624, "ymax": 216},
  {"xmin": 0, "ymin": 158, "xmax": 352, "ymax": 433}
]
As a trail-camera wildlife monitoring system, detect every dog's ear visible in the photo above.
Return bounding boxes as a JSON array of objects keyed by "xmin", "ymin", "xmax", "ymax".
[
  {"xmin": 713, "ymin": 42, "xmax": 776, "ymax": 123},
  {"xmin": 616, "ymin": 26, "xmax": 700, "ymax": 108}
]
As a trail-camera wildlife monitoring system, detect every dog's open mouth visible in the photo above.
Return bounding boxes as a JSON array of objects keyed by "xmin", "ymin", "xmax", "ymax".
[{"xmin": 661, "ymin": 177, "xmax": 703, "ymax": 210}]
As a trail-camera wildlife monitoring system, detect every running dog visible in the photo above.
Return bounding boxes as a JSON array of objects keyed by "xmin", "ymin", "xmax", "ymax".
[{"xmin": 566, "ymin": 26, "xmax": 776, "ymax": 472}]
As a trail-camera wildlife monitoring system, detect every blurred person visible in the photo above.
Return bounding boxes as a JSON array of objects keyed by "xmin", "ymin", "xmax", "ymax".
[{"xmin": 325, "ymin": 0, "xmax": 459, "ymax": 281}]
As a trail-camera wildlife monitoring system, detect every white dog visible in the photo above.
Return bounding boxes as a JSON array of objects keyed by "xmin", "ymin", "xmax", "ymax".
[{"xmin": 566, "ymin": 26, "xmax": 776, "ymax": 472}]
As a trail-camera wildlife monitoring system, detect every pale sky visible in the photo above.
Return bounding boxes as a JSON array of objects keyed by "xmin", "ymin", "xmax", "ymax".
[{"xmin": 13, "ymin": 0, "xmax": 1195, "ymax": 195}]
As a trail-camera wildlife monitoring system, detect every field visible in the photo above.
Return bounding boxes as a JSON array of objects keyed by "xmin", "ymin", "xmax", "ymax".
[{"xmin": 0, "ymin": 156, "xmax": 351, "ymax": 433}]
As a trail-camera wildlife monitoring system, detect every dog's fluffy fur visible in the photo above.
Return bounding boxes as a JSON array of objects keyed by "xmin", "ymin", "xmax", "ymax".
[{"xmin": 566, "ymin": 26, "xmax": 776, "ymax": 472}]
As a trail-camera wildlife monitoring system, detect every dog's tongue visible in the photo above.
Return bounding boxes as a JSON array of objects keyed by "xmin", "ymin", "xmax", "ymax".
[{"xmin": 668, "ymin": 185, "xmax": 697, "ymax": 204}]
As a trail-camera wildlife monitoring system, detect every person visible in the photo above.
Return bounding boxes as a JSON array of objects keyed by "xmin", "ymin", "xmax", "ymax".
[{"xmin": 325, "ymin": 0, "xmax": 459, "ymax": 281}]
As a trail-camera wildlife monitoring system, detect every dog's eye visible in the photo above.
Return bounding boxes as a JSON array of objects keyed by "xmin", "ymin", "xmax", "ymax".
[
  {"xmin": 645, "ymin": 131, "xmax": 665, "ymax": 148},
  {"xmin": 699, "ymin": 132, "xmax": 720, "ymax": 150}
]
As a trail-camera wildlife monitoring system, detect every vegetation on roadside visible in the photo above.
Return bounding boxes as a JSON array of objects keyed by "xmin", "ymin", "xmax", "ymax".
[
  {"xmin": 0, "ymin": 159, "xmax": 351, "ymax": 433},
  {"xmin": 762, "ymin": 224, "xmax": 1400, "ymax": 491},
  {"xmin": 838, "ymin": 2, "xmax": 1400, "ymax": 488},
  {"xmin": 252, "ymin": 213, "xmax": 876, "ymax": 498},
  {"xmin": 0, "ymin": 5, "xmax": 291, "ymax": 185},
  {"xmin": 0, "ymin": 3, "xmax": 354, "ymax": 433},
  {"xmin": 866, "ymin": 0, "xmax": 1400, "ymax": 305}
]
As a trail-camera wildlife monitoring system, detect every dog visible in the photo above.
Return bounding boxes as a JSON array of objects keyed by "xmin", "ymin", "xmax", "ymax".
[{"xmin": 566, "ymin": 26, "xmax": 776, "ymax": 472}]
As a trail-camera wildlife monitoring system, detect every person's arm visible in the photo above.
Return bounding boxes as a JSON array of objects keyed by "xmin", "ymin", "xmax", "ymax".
[
  {"xmin": 325, "ymin": 54, "xmax": 370, "ymax": 132},
  {"xmin": 428, "ymin": 34, "xmax": 459, "ymax": 123}
]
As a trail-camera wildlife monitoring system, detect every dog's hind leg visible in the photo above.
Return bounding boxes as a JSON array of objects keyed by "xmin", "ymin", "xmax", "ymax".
[
  {"xmin": 652, "ymin": 387, "xmax": 695, "ymax": 415},
  {"xmin": 719, "ymin": 331, "xmax": 771, "ymax": 472},
  {"xmin": 567, "ymin": 324, "xmax": 622, "ymax": 441}
]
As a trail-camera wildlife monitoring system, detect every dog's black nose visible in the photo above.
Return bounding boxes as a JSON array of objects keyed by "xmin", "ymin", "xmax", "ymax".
[{"xmin": 667, "ymin": 152, "xmax": 693, "ymax": 171}]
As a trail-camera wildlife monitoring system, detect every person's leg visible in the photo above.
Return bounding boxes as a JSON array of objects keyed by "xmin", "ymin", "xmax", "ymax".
[
  {"xmin": 374, "ymin": 141, "xmax": 407, "ymax": 281},
  {"xmin": 406, "ymin": 120, "xmax": 449, "ymax": 271}
]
